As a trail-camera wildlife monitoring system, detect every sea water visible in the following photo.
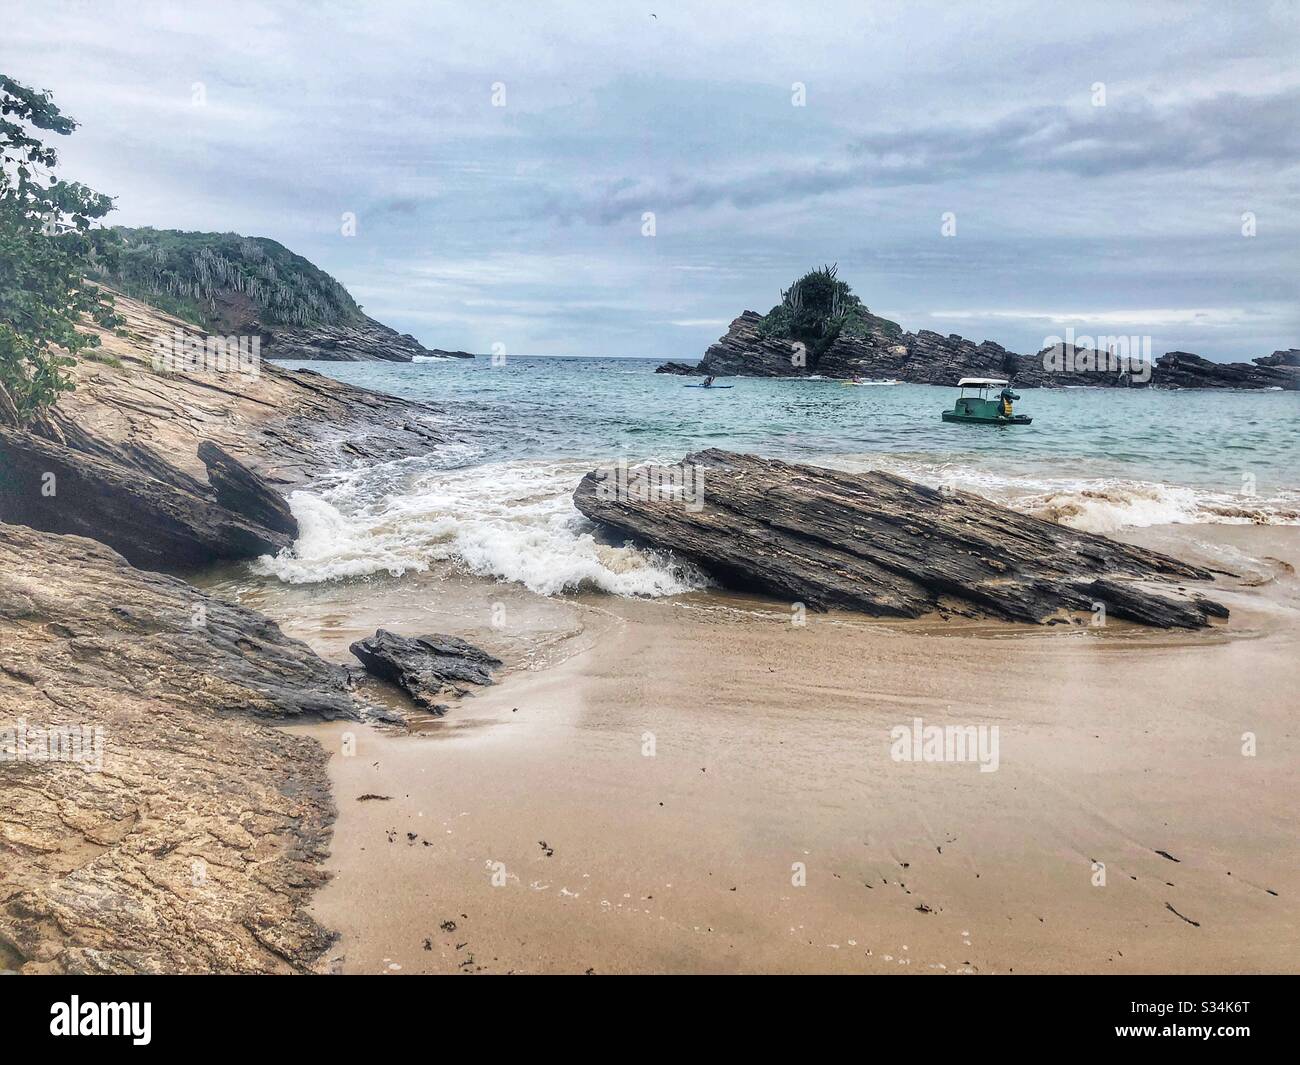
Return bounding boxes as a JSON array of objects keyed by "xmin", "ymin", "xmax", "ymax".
[{"xmin": 253, "ymin": 356, "xmax": 1300, "ymax": 597}]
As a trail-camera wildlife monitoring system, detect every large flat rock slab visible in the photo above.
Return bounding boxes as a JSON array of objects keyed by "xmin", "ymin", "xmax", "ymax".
[{"xmin": 573, "ymin": 449, "xmax": 1227, "ymax": 628}]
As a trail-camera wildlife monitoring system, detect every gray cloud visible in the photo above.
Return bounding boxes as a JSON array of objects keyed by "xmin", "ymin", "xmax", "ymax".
[
  {"xmin": 5, "ymin": 0, "xmax": 1298, "ymax": 358},
  {"xmin": 567, "ymin": 87, "xmax": 1300, "ymax": 223}
]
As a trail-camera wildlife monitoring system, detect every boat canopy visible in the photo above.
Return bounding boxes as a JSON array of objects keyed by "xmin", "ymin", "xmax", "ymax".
[{"xmin": 956, "ymin": 377, "xmax": 1009, "ymax": 387}]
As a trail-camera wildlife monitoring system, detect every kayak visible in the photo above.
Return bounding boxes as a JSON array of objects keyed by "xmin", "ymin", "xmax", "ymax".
[{"xmin": 683, "ymin": 384, "xmax": 734, "ymax": 389}]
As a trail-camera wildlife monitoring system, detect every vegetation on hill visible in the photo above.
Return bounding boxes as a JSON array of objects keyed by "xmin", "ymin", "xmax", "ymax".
[
  {"xmin": 92, "ymin": 228, "xmax": 366, "ymax": 331},
  {"xmin": 0, "ymin": 73, "xmax": 119, "ymax": 423},
  {"xmin": 757, "ymin": 264, "xmax": 901, "ymax": 361}
]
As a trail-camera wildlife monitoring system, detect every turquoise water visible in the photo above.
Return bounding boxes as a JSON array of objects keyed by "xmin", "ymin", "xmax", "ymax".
[
  {"xmin": 256, "ymin": 356, "xmax": 1299, "ymax": 595},
  {"xmin": 282, "ymin": 356, "xmax": 1299, "ymax": 492}
]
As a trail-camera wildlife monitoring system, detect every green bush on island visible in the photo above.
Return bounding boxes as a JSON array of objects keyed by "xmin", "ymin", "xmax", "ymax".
[
  {"xmin": 757, "ymin": 264, "xmax": 901, "ymax": 361},
  {"xmin": 93, "ymin": 228, "xmax": 367, "ymax": 331},
  {"xmin": 0, "ymin": 74, "xmax": 119, "ymax": 423}
]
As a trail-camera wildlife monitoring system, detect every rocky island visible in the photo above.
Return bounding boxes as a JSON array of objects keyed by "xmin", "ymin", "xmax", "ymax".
[{"xmin": 658, "ymin": 266, "xmax": 1299, "ymax": 389}]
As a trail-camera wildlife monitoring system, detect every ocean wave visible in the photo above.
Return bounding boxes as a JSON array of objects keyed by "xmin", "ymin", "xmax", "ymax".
[
  {"xmin": 829, "ymin": 455, "xmax": 1300, "ymax": 534},
  {"xmin": 256, "ymin": 447, "xmax": 1298, "ymax": 595},
  {"xmin": 1016, "ymin": 483, "xmax": 1300, "ymax": 533},
  {"xmin": 255, "ymin": 459, "xmax": 708, "ymax": 596}
]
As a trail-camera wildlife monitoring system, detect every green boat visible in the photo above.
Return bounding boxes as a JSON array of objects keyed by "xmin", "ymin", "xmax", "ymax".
[{"xmin": 941, "ymin": 377, "xmax": 1032, "ymax": 426}]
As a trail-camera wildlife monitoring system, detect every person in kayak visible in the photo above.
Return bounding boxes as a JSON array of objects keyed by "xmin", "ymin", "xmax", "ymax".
[
  {"xmin": 702, "ymin": 375, "xmax": 716, "ymax": 387},
  {"xmin": 998, "ymin": 383, "xmax": 1020, "ymax": 417}
]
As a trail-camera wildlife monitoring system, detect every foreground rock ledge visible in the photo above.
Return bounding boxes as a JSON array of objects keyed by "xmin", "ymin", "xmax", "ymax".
[
  {"xmin": 573, "ymin": 450, "xmax": 1228, "ymax": 629},
  {"xmin": 0, "ymin": 523, "xmax": 397, "ymax": 974}
]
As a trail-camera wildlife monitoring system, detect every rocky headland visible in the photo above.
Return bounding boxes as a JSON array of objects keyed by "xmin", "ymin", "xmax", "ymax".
[
  {"xmin": 94, "ymin": 227, "xmax": 474, "ymax": 363},
  {"xmin": 259, "ymin": 319, "xmax": 474, "ymax": 362},
  {"xmin": 0, "ymin": 292, "xmax": 494, "ymax": 973},
  {"xmin": 656, "ymin": 271, "xmax": 1298, "ymax": 389}
]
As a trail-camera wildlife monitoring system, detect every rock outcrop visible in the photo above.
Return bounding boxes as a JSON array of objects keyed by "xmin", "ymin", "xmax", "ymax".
[
  {"xmin": 0, "ymin": 294, "xmax": 462, "ymax": 571},
  {"xmin": 1254, "ymin": 347, "xmax": 1300, "ymax": 368},
  {"xmin": 664, "ymin": 311, "xmax": 1021, "ymax": 383},
  {"xmin": 1149, "ymin": 350, "xmax": 1298, "ymax": 390},
  {"xmin": 659, "ymin": 311, "xmax": 1299, "ymax": 390},
  {"xmin": 573, "ymin": 450, "xmax": 1228, "ymax": 629},
  {"xmin": 349, "ymin": 630, "xmax": 503, "ymax": 713},
  {"xmin": 0, "ymin": 293, "xmax": 464, "ymax": 974},
  {"xmin": 198, "ymin": 441, "xmax": 298, "ymax": 538},
  {"xmin": 0, "ymin": 522, "xmax": 397, "ymax": 975},
  {"xmin": 50, "ymin": 293, "xmax": 447, "ymax": 488},
  {"xmin": 260, "ymin": 317, "xmax": 474, "ymax": 363},
  {"xmin": 0, "ymin": 427, "xmax": 292, "ymax": 570}
]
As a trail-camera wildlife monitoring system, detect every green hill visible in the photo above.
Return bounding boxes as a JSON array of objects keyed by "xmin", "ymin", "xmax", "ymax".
[{"xmin": 92, "ymin": 227, "xmax": 366, "ymax": 331}]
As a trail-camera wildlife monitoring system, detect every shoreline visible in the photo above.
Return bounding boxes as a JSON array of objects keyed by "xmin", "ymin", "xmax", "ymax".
[
  {"xmin": 267, "ymin": 524, "xmax": 1298, "ymax": 975},
  {"xmin": 0, "ymin": 294, "xmax": 443, "ymax": 973},
  {"xmin": 3, "ymin": 294, "xmax": 1295, "ymax": 973}
]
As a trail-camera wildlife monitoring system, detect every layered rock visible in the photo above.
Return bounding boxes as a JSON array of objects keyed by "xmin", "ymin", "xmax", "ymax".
[
  {"xmin": 1254, "ymin": 347, "xmax": 1300, "ymax": 368},
  {"xmin": 660, "ymin": 311, "xmax": 1298, "ymax": 390},
  {"xmin": 573, "ymin": 450, "xmax": 1227, "ymax": 629},
  {"xmin": 0, "ymin": 294, "xmax": 473, "ymax": 974},
  {"xmin": 0, "ymin": 427, "xmax": 292, "ymax": 570},
  {"xmin": 349, "ymin": 630, "xmax": 503, "ymax": 713},
  {"xmin": 0, "ymin": 522, "xmax": 397, "ymax": 974},
  {"xmin": 1151, "ymin": 350, "xmax": 1298, "ymax": 390},
  {"xmin": 198, "ymin": 440, "xmax": 299, "ymax": 538},
  {"xmin": 829, "ymin": 328, "xmax": 1018, "ymax": 385},
  {"xmin": 260, "ymin": 316, "xmax": 474, "ymax": 363},
  {"xmin": 667, "ymin": 311, "xmax": 1020, "ymax": 384},
  {"xmin": 48, "ymin": 293, "xmax": 446, "ymax": 487},
  {"xmin": 654, "ymin": 361, "xmax": 703, "ymax": 376}
]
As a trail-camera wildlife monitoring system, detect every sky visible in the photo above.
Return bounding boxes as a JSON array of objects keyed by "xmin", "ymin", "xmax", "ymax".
[{"xmin": 5, "ymin": 0, "xmax": 1298, "ymax": 359}]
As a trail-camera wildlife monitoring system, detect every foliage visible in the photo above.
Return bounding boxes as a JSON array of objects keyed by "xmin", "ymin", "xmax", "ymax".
[
  {"xmin": 757, "ymin": 264, "xmax": 901, "ymax": 361},
  {"xmin": 94, "ymin": 227, "xmax": 367, "ymax": 329},
  {"xmin": 0, "ymin": 73, "xmax": 119, "ymax": 422}
]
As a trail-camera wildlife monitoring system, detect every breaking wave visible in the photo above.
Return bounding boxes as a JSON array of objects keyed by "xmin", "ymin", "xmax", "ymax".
[
  {"xmin": 840, "ymin": 456, "xmax": 1300, "ymax": 534},
  {"xmin": 254, "ymin": 458, "xmax": 707, "ymax": 596},
  {"xmin": 1015, "ymin": 482, "xmax": 1300, "ymax": 533}
]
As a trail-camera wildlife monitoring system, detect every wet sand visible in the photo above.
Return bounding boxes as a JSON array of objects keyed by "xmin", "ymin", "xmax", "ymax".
[{"xmin": 224, "ymin": 524, "xmax": 1299, "ymax": 974}]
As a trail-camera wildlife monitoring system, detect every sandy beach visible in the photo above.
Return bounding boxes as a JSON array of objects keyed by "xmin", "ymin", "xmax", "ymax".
[
  {"xmin": 211, "ymin": 523, "xmax": 1300, "ymax": 975},
  {"xmin": 8, "ymin": 4, "xmax": 1300, "ymax": 1027}
]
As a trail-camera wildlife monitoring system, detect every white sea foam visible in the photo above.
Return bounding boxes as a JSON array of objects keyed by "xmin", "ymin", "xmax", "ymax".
[
  {"xmin": 255, "ymin": 459, "xmax": 707, "ymax": 596},
  {"xmin": 257, "ymin": 446, "xmax": 1298, "ymax": 595},
  {"xmin": 828, "ymin": 455, "xmax": 1300, "ymax": 534},
  {"xmin": 1013, "ymin": 482, "xmax": 1300, "ymax": 533}
]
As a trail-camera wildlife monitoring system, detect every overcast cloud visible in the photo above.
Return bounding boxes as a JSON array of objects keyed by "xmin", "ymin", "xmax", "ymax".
[{"xmin": 5, "ymin": 0, "xmax": 1298, "ymax": 358}]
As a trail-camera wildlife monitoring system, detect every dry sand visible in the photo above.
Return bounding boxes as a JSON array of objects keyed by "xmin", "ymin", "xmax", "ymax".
[{"xmin": 218, "ymin": 524, "xmax": 1299, "ymax": 974}]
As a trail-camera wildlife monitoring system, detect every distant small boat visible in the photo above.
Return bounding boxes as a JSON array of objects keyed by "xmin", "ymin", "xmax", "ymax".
[
  {"xmin": 941, "ymin": 377, "xmax": 1032, "ymax": 425},
  {"xmin": 683, "ymin": 383, "xmax": 733, "ymax": 389}
]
